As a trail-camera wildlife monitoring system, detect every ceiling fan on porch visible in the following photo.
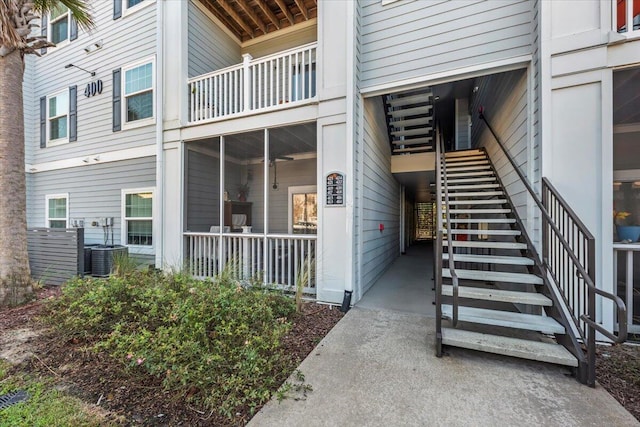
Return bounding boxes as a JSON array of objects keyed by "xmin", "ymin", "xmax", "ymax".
[{"xmin": 268, "ymin": 155, "xmax": 293, "ymax": 190}]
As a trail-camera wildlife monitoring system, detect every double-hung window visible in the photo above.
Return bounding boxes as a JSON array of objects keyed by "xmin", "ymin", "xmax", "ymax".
[
  {"xmin": 123, "ymin": 61, "xmax": 154, "ymax": 125},
  {"xmin": 46, "ymin": 194, "xmax": 68, "ymax": 228},
  {"xmin": 122, "ymin": 189, "xmax": 154, "ymax": 250},
  {"xmin": 48, "ymin": 91, "xmax": 69, "ymax": 145},
  {"xmin": 126, "ymin": 0, "xmax": 146, "ymax": 9},
  {"xmin": 49, "ymin": 5, "xmax": 70, "ymax": 44}
]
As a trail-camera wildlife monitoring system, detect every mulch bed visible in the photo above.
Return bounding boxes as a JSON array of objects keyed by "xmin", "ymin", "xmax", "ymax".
[
  {"xmin": 0, "ymin": 286, "xmax": 344, "ymax": 426},
  {"xmin": 596, "ymin": 343, "xmax": 640, "ymax": 421}
]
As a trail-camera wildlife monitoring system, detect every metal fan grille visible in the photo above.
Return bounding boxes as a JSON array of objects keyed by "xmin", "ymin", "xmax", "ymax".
[{"xmin": 0, "ymin": 390, "xmax": 29, "ymax": 410}]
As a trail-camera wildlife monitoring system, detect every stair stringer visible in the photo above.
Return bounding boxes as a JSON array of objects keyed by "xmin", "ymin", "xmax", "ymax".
[{"xmin": 479, "ymin": 147, "xmax": 588, "ymax": 380}]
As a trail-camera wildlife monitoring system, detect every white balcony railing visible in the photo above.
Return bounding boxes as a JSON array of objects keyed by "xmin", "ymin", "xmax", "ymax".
[
  {"xmin": 188, "ymin": 43, "xmax": 317, "ymax": 124},
  {"xmin": 616, "ymin": 0, "xmax": 640, "ymax": 33},
  {"xmin": 614, "ymin": 243, "xmax": 640, "ymax": 334},
  {"xmin": 184, "ymin": 232, "xmax": 317, "ymax": 293}
]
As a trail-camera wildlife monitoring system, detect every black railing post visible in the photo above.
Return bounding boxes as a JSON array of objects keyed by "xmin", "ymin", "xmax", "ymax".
[{"xmin": 587, "ymin": 237, "xmax": 597, "ymax": 387}]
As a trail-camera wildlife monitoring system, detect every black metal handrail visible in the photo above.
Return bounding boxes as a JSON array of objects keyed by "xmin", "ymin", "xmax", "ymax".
[
  {"xmin": 435, "ymin": 127, "xmax": 460, "ymax": 327},
  {"xmin": 479, "ymin": 107, "xmax": 627, "ymax": 386}
]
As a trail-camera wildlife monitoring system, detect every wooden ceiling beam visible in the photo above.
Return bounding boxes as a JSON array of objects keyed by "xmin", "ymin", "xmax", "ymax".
[
  {"xmin": 293, "ymin": 0, "xmax": 309, "ymax": 20},
  {"xmin": 235, "ymin": 0, "xmax": 268, "ymax": 34},
  {"xmin": 202, "ymin": 0, "xmax": 243, "ymax": 39},
  {"xmin": 274, "ymin": 0, "xmax": 295, "ymax": 25},
  {"xmin": 216, "ymin": 0, "xmax": 254, "ymax": 38},
  {"xmin": 255, "ymin": 0, "xmax": 281, "ymax": 30}
]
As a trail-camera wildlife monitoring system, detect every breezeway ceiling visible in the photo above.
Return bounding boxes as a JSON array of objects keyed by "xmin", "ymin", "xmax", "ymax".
[
  {"xmin": 614, "ymin": 66, "xmax": 640, "ymax": 125},
  {"xmin": 199, "ymin": 0, "xmax": 318, "ymax": 41}
]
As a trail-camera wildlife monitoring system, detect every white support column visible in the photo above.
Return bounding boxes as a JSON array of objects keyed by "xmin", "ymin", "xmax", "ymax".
[
  {"xmin": 263, "ymin": 128, "xmax": 269, "ymax": 283},
  {"xmin": 219, "ymin": 136, "xmax": 225, "ymax": 272},
  {"xmin": 242, "ymin": 54, "xmax": 252, "ymax": 112}
]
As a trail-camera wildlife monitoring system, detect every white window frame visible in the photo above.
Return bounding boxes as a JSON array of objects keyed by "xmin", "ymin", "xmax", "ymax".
[
  {"xmin": 122, "ymin": 57, "xmax": 156, "ymax": 130},
  {"xmin": 47, "ymin": 6, "xmax": 71, "ymax": 49},
  {"xmin": 45, "ymin": 193, "xmax": 69, "ymax": 229},
  {"xmin": 288, "ymin": 185, "xmax": 317, "ymax": 234},
  {"xmin": 46, "ymin": 89, "xmax": 69, "ymax": 147},
  {"xmin": 121, "ymin": 187, "xmax": 155, "ymax": 255},
  {"xmin": 123, "ymin": 0, "xmax": 155, "ymax": 17},
  {"xmin": 613, "ymin": 0, "xmax": 640, "ymax": 39}
]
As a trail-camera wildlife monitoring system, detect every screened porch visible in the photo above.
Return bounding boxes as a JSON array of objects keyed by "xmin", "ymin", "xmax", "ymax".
[{"xmin": 183, "ymin": 123, "xmax": 318, "ymax": 293}]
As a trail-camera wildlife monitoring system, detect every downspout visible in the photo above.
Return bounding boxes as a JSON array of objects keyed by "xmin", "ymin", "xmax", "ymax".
[{"xmin": 154, "ymin": 0, "xmax": 164, "ymax": 268}]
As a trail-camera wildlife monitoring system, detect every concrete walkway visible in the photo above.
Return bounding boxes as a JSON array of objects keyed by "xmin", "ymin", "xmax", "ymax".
[
  {"xmin": 250, "ymin": 243, "xmax": 637, "ymax": 426},
  {"xmin": 250, "ymin": 308, "xmax": 638, "ymax": 426}
]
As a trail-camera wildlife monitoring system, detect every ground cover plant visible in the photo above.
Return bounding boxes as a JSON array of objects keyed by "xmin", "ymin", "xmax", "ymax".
[{"xmin": 43, "ymin": 269, "xmax": 300, "ymax": 420}]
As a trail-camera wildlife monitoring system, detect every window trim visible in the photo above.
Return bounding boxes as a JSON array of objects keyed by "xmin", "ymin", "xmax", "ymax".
[
  {"xmin": 47, "ymin": 6, "xmax": 71, "ymax": 49},
  {"xmin": 123, "ymin": 0, "xmax": 155, "ymax": 18},
  {"xmin": 45, "ymin": 193, "xmax": 69, "ymax": 229},
  {"xmin": 288, "ymin": 185, "xmax": 317, "ymax": 234},
  {"xmin": 121, "ymin": 187, "xmax": 155, "ymax": 255},
  {"xmin": 121, "ymin": 57, "xmax": 156, "ymax": 130},
  {"xmin": 46, "ymin": 89, "xmax": 70, "ymax": 147}
]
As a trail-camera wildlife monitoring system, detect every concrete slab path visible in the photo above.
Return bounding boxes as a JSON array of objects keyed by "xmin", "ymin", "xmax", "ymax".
[{"xmin": 250, "ymin": 307, "xmax": 638, "ymax": 427}]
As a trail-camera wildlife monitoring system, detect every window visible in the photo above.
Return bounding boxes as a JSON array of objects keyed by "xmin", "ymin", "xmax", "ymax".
[
  {"xmin": 49, "ymin": 5, "xmax": 70, "ymax": 44},
  {"xmin": 122, "ymin": 189, "xmax": 154, "ymax": 249},
  {"xmin": 46, "ymin": 194, "xmax": 68, "ymax": 228},
  {"xmin": 48, "ymin": 90, "xmax": 69, "ymax": 144},
  {"xmin": 123, "ymin": 61, "xmax": 154, "ymax": 125},
  {"xmin": 288, "ymin": 186, "xmax": 317, "ymax": 234},
  {"xmin": 127, "ymin": 0, "xmax": 145, "ymax": 8}
]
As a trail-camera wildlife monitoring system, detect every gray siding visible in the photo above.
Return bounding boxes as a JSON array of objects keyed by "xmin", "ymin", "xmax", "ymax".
[
  {"xmin": 471, "ymin": 69, "xmax": 531, "ymax": 230},
  {"xmin": 185, "ymin": 149, "xmax": 220, "ymax": 232},
  {"xmin": 354, "ymin": 0, "xmax": 363, "ymax": 298},
  {"xmin": 360, "ymin": 0, "xmax": 532, "ymax": 90},
  {"xmin": 188, "ymin": 0, "xmax": 241, "ymax": 78},
  {"xmin": 26, "ymin": 157, "xmax": 156, "ymax": 250},
  {"xmin": 23, "ymin": 55, "xmax": 36, "ymax": 164},
  {"xmin": 362, "ymin": 97, "xmax": 400, "ymax": 293},
  {"xmin": 27, "ymin": 0, "xmax": 157, "ymax": 164}
]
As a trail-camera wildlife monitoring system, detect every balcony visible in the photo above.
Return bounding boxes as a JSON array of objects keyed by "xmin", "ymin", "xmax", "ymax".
[
  {"xmin": 188, "ymin": 43, "xmax": 317, "ymax": 125},
  {"xmin": 616, "ymin": 0, "xmax": 640, "ymax": 33}
]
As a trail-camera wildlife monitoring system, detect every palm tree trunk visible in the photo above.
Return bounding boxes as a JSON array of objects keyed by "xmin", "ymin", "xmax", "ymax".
[{"xmin": 0, "ymin": 48, "xmax": 33, "ymax": 306}]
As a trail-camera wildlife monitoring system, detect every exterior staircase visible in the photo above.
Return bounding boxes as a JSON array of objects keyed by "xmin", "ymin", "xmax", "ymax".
[
  {"xmin": 436, "ymin": 148, "xmax": 579, "ymax": 369},
  {"xmin": 384, "ymin": 88, "xmax": 434, "ymax": 155}
]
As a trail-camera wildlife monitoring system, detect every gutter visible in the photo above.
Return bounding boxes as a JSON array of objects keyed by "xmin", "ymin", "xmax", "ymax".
[{"xmin": 154, "ymin": 0, "xmax": 164, "ymax": 268}]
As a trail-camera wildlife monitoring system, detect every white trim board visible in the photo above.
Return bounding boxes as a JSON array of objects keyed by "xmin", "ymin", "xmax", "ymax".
[
  {"xmin": 26, "ymin": 145, "xmax": 156, "ymax": 173},
  {"xmin": 361, "ymin": 55, "xmax": 533, "ymax": 97}
]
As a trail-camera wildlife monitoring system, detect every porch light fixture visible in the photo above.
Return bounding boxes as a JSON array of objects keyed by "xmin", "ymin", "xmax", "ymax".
[{"xmin": 64, "ymin": 63, "xmax": 96, "ymax": 77}]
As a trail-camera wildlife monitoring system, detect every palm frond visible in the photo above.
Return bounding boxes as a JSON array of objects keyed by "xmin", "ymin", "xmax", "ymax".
[
  {"xmin": 34, "ymin": 0, "xmax": 94, "ymax": 30},
  {"xmin": 0, "ymin": 0, "xmax": 26, "ymax": 48}
]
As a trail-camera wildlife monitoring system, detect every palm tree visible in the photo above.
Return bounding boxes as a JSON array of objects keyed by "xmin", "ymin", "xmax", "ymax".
[{"xmin": 0, "ymin": 0, "xmax": 92, "ymax": 306}]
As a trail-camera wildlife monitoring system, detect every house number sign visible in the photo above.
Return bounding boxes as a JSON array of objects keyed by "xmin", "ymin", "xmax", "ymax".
[
  {"xmin": 84, "ymin": 80, "xmax": 103, "ymax": 98},
  {"xmin": 326, "ymin": 172, "xmax": 345, "ymax": 206}
]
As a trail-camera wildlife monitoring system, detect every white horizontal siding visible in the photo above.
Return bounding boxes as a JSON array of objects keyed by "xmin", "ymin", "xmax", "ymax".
[
  {"xmin": 188, "ymin": 0, "xmax": 241, "ymax": 78},
  {"xmin": 360, "ymin": 0, "xmax": 532, "ymax": 89},
  {"xmin": 26, "ymin": 157, "xmax": 156, "ymax": 249},
  {"xmin": 26, "ymin": 0, "xmax": 158, "ymax": 164},
  {"xmin": 362, "ymin": 97, "xmax": 400, "ymax": 293}
]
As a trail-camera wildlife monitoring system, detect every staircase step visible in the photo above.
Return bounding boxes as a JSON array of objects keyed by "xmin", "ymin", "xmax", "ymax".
[
  {"xmin": 442, "ymin": 269, "xmax": 543, "ymax": 285},
  {"xmin": 442, "ymin": 199, "xmax": 507, "ymax": 205},
  {"xmin": 445, "ymin": 191, "xmax": 504, "ymax": 197},
  {"xmin": 443, "ymin": 253, "xmax": 535, "ymax": 266},
  {"xmin": 449, "ymin": 208, "xmax": 511, "ymax": 214},
  {"xmin": 393, "ymin": 146, "xmax": 433, "ymax": 154},
  {"xmin": 391, "ymin": 128, "xmax": 433, "ymax": 137},
  {"xmin": 445, "ymin": 171, "xmax": 495, "ymax": 178},
  {"xmin": 445, "ymin": 155, "xmax": 488, "ymax": 163},
  {"xmin": 445, "ymin": 149, "xmax": 484, "ymax": 158},
  {"xmin": 388, "ymin": 93, "xmax": 432, "ymax": 107},
  {"xmin": 441, "ymin": 328, "xmax": 578, "ymax": 367},
  {"xmin": 443, "ymin": 218, "xmax": 516, "ymax": 224},
  {"xmin": 392, "ymin": 136, "xmax": 433, "ymax": 145},
  {"xmin": 388, "ymin": 105, "xmax": 432, "ymax": 117},
  {"xmin": 390, "ymin": 117, "xmax": 432, "ymax": 128},
  {"xmin": 444, "ymin": 166, "xmax": 492, "ymax": 173},
  {"xmin": 443, "ymin": 160, "xmax": 489, "ymax": 167},
  {"xmin": 443, "ymin": 240, "xmax": 527, "ymax": 250},
  {"xmin": 442, "ymin": 229, "xmax": 521, "ymax": 236},
  {"xmin": 441, "ymin": 305, "xmax": 565, "ymax": 334},
  {"xmin": 447, "ymin": 184, "xmax": 500, "ymax": 190},
  {"xmin": 447, "ymin": 177, "xmax": 496, "ymax": 184},
  {"xmin": 441, "ymin": 285, "xmax": 552, "ymax": 306}
]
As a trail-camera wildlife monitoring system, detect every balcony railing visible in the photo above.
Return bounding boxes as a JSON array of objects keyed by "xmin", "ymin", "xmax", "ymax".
[
  {"xmin": 184, "ymin": 232, "xmax": 316, "ymax": 293},
  {"xmin": 188, "ymin": 43, "xmax": 317, "ymax": 124}
]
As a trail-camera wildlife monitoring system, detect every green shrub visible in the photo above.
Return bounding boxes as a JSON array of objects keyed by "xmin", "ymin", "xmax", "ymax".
[{"xmin": 45, "ymin": 270, "xmax": 296, "ymax": 418}]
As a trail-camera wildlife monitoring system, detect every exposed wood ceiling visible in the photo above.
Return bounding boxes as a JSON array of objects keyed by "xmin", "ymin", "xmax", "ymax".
[{"xmin": 199, "ymin": 0, "xmax": 317, "ymax": 41}]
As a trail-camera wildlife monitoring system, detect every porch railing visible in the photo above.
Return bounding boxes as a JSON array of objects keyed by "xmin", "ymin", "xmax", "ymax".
[
  {"xmin": 188, "ymin": 42, "xmax": 317, "ymax": 124},
  {"xmin": 614, "ymin": 243, "xmax": 640, "ymax": 334},
  {"xmin": 184, "ymin": 232, "xmax": 316, "ymax": 293}
]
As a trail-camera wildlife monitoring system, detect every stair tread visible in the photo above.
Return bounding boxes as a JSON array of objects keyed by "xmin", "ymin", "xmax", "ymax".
[
  {"xmin": 388, "ymin": 105, "xmax": 432, "ymax": 117},
  {"xmin": 441, "ymin": 328, "xmax": 578, "ymax": 367},
  {"xmin": 388, "ymin": 93, "xmax": 432, "ymax": 107},
  {"xmin": 449, "ymin": 208, "xmax": 511, "ymax": 214},
  {"xmin": 446, "ymin": 171, "xmax": 495, "ymax": 178},
  {"xmin": 445, "ymin": 165, "xmax": 492, "ymax": 172},
  {"xmin": 441, "ymin": 305, "xmax": 565, "ymax": 334},
  {"xmin": 443, "ymin": 160, "xmax": 489, "ymax": 167},
  {"xmin": 443, "ymin": 218, "xmax": 516, "ymax": 223},
  {"xmin": 445, "ymin": 150, "xmax": 484, "ymax": 158},
  {"xmin": 391, "ymin": 128, "xmax": 433, "ymax": 137},
  {"xmin": 443, "ymin": 199, "xmax": 507, "ymax": 205},
  {"xmin": 443, "ymin": 240, "xmax": 527, "ymax": 249},
  {"xmin": 443, "ymin": 253, "xmax": 534, "ymax": 265},
  {"xmin": 392, "ymin": 136, "xmax": 433, "ymax": 145},
  {"xmin": 442, "ymin": 229, "xmax": 521, "ymax": 236},
  {"xmin": 447, "ymin": 184, "xmax": 500, "ymax": 190},
  {"xmin": 441, "ymin": 285, "xmax": 552, "ymax": 306},
  {"xmin": 447, "ymin": 177, "xmax": 497, "ymax": 184},
  {"xmin": 445, "ymin": 191, "xmax": 504, "ymax": 197},
  {"xmin": 390, "ymin": 117, "xmax": 433, "ymax": 128},
  {"xmin": 442, "ymin": 269, "xmax": 543, "ymax": 285}
]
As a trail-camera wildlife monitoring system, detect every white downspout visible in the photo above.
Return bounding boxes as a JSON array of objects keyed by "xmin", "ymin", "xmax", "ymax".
[{"xmin": 154, "ymin": 0, "xmax": 164, "ymax": 268}]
